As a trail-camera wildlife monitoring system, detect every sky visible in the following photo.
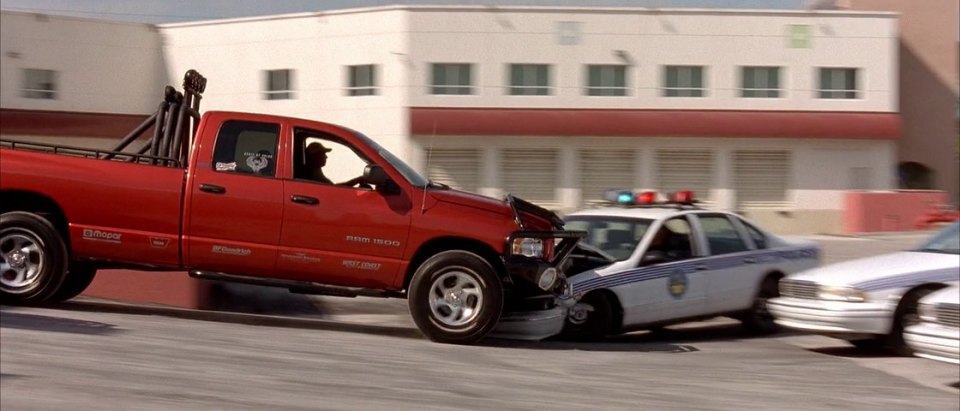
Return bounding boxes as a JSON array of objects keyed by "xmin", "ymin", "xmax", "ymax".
[{"xmin": 0, "ymin": 0, "xmax": 808, "ymax": 23}]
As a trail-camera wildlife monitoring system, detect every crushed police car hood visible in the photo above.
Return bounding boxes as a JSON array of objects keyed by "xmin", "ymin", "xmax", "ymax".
[
  {"xmin": 563, "ymin": 242, "xmax": 617, "ymax": 277},
  {"xmin": 786, "ymin": 251, "xmax": 960, "ymax": 289}
]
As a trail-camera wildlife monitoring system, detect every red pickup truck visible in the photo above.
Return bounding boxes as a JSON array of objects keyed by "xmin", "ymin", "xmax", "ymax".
[{"xmin": 0, "ymin": 70, "xmax": 584, "ymax": 344}]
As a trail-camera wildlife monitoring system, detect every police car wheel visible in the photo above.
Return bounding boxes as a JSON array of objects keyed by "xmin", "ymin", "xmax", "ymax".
[
  {"xmin": 887, "ymin": 287, "xmax": 935, "ymax": 356},
  {"xmin": 0, "ymin": 212, "xmax": 69, "ymax": 304},
  {"xmin": 739, "ymin": 276, "xmax": 780, "ymax": 335},
  {"xmin": 408, "ymin": 250, "xmax": 503, "ymax": 345},
  {"xmin": 48, "ymin": 263, "xmax": 97, "ymax": 303},
  {"xmin": 561, "ymin": 291, "xmax": 614, "ymax": 341}
]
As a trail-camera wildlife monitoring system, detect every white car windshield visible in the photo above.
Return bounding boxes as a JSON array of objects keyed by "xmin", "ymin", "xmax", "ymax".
[
  {"xmin": 913, "ymin": 222, "xmax": 960, "ymax": 255},
  {"xmin": 564, "ymin": 217, "xmax": 654, "ymax": 261}
]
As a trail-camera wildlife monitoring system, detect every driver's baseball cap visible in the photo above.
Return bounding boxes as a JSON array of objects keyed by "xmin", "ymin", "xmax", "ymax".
[{"xmin": 305, "ymin": 142, "xmax": 332, "ymax": 155}]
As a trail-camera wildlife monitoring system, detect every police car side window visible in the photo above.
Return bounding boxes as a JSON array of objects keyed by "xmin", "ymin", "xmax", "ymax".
[
  {"xmin": 744, "ymin": 222, "xmax": 767, "ymax": 249},
  {"xmin": 212, "ymin": 120, "xmax": 280, "ymax": 177},
  {"xmin": 699, "ymin": 215, "xmax": 749, "ymax": 255}
]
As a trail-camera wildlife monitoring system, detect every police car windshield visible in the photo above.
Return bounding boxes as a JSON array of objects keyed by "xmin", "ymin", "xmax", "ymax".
[
  {"xmin": 564, "ymin": 216, "xmax": 655, "ymax": 262},
  {"xmin": 913, "ymin": 222, "xmax": 960, "ymax": 255}
]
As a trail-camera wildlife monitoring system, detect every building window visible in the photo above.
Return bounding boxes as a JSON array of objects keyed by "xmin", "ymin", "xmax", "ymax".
[
  {"xmin": 263, "ymin": 69, "xmax": 294, "ymax": 100},
  {"xmin": 818, "ymin": 68, "xmax": 859, "ymax": 99},
  {"xmin": 347, "ymin": 65, "xmax": 378, "ymax": 96},
  {"xmin": 663, "ymin": 66, "xmax": 705, "ymax": 97},
  {"xmin": 22, "ymin": 68, "xmax": 57, "ymax": 99},
  {"xmin": 741, "ymin": 66, "xmax": 781, "ymax": 98},
  {"xmin": 557, "ymin": 21, "xmax": 582, "ymax": 45},
  {"xmin": 787, "ymin": 24, "xmax": 813, "ymax": 48},
  {"xmin": 508, "ymin": 64, "xmax": 551, "ymax": 96},
  {"xmin": 430, "ymin": 63, "xmax": 473, "ymax": 95},
  {"xmin": 586, "ymin": 65, "xmax": 628, "ymax": 96}
]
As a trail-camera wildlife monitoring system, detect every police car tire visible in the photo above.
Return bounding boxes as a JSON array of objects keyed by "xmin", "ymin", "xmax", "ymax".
[
  {"xmin": 738, "ymin": 276, "xmax": 780, "ymax": 335},
  {"xmin": 48, "ymin": 263, "xmax": 97, "ymax": 303},
  {"xmin": 562, "ymin": 291, "xmax": 614, "ymax": 341},
  {"xmin": 0, "ymin": 212, "xmax": 69, "ymax": 305},
  {"xmin": 887, "ymin": 287, "xmax": 935, "ymax": 356},
  {"xmin": 407, "ymin": 250, "xmax": 503, "ymax": 345}
]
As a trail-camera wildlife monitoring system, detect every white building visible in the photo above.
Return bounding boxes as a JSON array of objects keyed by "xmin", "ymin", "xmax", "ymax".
[{"xmin": 0, "ymin": 6, "xmax": 901, "ymax": 233}]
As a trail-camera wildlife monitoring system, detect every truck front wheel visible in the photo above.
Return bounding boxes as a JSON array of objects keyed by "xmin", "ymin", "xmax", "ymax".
[
  {"xmin": 0, "ymin": 212, "xmax": 69, "ymax": 304},
  {"xmin": 48, "ymin": 263, "xmax": 97, "ymax": 303},
  {"xmin": 408, "ymin": 250, "xmax": 503, "ymax": 344}
]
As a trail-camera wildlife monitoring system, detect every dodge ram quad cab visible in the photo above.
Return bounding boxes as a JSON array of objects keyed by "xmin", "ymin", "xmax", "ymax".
[{"xmin": 0, "ymin": 70, "xmax": 584, "ymax": 344}]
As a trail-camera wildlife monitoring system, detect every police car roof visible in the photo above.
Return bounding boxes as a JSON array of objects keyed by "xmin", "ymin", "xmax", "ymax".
[{"xmin": 565, "ymin": 206, "xmax": 703, "ymax": 221}]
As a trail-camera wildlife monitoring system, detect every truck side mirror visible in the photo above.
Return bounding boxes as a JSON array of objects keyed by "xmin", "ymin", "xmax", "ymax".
[
  {"xmin": 363, "ymin": 164, "xmax": 389, "ymax": 186},
  {"xmin": 364, "ymin": 164, "xmax": 400, "ymax": 195}
]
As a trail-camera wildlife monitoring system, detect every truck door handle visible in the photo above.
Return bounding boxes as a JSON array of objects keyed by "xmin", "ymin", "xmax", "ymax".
[
  {"xmin": 291, "ymin": 195, "xmax": 319, "ymax": 205},
  {"xmin": 744, "ymin": 257, "xmax": 756, "ymax": 264},
  {"xmin": 199, "ymin": 184, "xmax": 226, "ymax": 194}
]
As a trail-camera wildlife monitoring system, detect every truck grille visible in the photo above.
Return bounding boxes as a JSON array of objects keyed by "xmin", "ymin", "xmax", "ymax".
[
  {"xmin": 780, "ymin": 279, "xmax": 819, "ymax": 299},
  {"xmin": 934, "ymin": 303, "xmax": 960, "ymax": 328}
]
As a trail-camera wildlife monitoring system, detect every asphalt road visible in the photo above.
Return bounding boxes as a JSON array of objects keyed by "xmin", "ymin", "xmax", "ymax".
[{"xmin": 2, "ymin": 231, "xmax": 958, "ymax": 410}]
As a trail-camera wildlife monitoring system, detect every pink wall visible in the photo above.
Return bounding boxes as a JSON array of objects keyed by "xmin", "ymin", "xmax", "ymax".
[{"xmin": 843, "ymin": 190, "xmax": 949, "ymax": 233}]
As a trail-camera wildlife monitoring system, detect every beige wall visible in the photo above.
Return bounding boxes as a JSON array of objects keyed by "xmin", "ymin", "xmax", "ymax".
[{"xmin": 847, "ymin": 0, "xmax": 960, "ymax": 201}]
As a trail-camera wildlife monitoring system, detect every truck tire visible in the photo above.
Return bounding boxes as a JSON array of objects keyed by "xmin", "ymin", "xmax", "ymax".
[
  {"xmin": 0, "ymin": 212, "xmax": 69, "ymax": 304},
  {"xmin": 48, "ymin": 263, "xmax": 97, "ymax": 303},
  {"xmin": 407, "ymin": 250, "xmax": 503, "ymax": 344}
]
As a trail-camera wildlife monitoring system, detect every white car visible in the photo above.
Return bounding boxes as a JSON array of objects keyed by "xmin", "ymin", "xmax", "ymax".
[
  {"xmin": 768, "ymin": 222, "xmax": 960, "ymax": 354},
  {"xmin": 558, "ymin": 190, "xmax": 820, "ymax": 340},
  {"xmin": 905, "ymin": 285, "xmax": 960, "ymax": 364}
]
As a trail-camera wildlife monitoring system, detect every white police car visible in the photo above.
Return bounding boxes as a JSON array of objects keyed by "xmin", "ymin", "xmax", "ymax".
[
  {"xmin": 905, "ymin": 285, "xmax": 960, "ymax": 364},
  {"xmin": 559, "ymin": 190, "xmax": 820, "ymax": 340},
  {"xmin": 769, "ymin": 222, "xmax": 960, "ymax": 354}
]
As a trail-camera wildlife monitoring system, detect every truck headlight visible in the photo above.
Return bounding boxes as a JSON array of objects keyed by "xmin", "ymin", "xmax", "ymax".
[
  {"xmin": 512, "ymin": 238, "xmax": 544, "ymax": 258},
  {"xmin": 818, "ymin": 286, "xmax": 868, "ymax": 302},
  {"xmin": 536, "ymin": 267, "xmax": 558, "ymax": 290}
]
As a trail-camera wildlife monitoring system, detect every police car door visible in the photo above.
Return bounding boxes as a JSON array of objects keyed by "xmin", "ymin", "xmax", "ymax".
[
  {"xmin": 690, "ymin": 213, "xmax": 761, "ymax": 314},
  {"xmin": 620, "ymin": 216, "xmax": 708, "ymax": 326}
]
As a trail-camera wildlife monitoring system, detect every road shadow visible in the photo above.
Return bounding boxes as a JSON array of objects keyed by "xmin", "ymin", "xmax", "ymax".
[
  {"xmin": 0, "ymin": 310, "xmax": 120, "ymax": 336},
  {"xmin": 484, "ymin": 337, "xmax": 699, "ymax": 353},
  {"xmin": 54, "ymin": 300, "xmax": 424, "ymax": 341},
  {"xmin": 807, "ymin": 345, "xmax": 897, "ymax": 359}
]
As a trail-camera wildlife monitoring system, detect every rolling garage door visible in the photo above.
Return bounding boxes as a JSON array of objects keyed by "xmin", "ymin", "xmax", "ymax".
[
  {"xmin": 579, "ymin": 148, "xmax": 636, "ymax": 206},
  {"xmin": 424, "ymin": 148, "xmax": 481, "ymax": 193},
  {"xmin": 734, "ymin": 150, "xmax": 791, "ymax": 208},
  {"xmin": 655, "ymin": 149, "xmax": 713, "ymax": 202},
  {"xmin": 502, "ymin": 148, "xmax": 559, "ymax": 208}
]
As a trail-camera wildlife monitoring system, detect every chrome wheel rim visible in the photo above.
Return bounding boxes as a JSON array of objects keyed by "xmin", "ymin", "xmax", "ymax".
[
  {"xmin": 0, "ymin": 230, "xmax": 45, "ymax": 294},
  {"xmin": 428, "ymin": 269, "xmax": 483, "ymax": 327}
]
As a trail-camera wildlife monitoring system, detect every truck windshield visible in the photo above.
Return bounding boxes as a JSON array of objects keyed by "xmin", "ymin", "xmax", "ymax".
[{"xmin": 353, "ymin": 131, "xmax": 429, "ymax": 187}]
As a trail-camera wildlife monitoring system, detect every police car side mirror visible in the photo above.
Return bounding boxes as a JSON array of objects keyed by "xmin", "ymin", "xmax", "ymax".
[{"xmin": 641, "ymin": 250, "xmax": 667, "ymax": 266}]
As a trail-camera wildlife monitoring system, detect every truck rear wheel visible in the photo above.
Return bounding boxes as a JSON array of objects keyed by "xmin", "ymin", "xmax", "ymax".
[
  {"xmin": 48, "ymin": 263, "xmax": 97, "ymax": 303},
  {"xmin": 407, "ymin": 250, "xmax": 503, "ymax": 344},
  {"xmin": 0, "ymin": 212, "xmax": 69, "ymax": 304}
]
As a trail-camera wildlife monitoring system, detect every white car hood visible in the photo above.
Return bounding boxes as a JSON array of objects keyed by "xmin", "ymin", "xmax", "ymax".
[{"xmin": 788, "ymin": 251, "xmax": 960, "ymax": 289}]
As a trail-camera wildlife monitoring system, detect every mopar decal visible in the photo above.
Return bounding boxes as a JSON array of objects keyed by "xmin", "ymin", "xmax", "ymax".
[
  {"xmin": 82, "ymin": 229, "xmax": 122, "ymax": 244},
  {"xmin": 212, "ymin": 245, "xmax": 251, "ymax": 256},
  {"xmin": 342, "ymin": 260, "xmax": 381, "ymax": 271},
  {"xmin": 345, "ymin": 235, "xmax": 401, "ymax": 247}
]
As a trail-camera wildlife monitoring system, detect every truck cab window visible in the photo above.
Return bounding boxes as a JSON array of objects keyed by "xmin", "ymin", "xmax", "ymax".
[
  {"xmin": 212, "ymin": 120, "xmax": 280, "ymax": 177},
  {"xmin": 293, "ymin": 129, "xmax": 370, "ymax": 187}
]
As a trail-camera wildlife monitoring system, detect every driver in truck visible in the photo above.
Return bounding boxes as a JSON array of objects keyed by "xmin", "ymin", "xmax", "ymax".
[{"xmin": 303, "ymin": 141, "xmax": 363, "ymax": 187}]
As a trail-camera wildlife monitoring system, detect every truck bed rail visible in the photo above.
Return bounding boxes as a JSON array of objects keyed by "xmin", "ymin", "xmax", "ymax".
[{"xmin": 0, "ymin": 139, "xmax": 182, "ymax": 167}]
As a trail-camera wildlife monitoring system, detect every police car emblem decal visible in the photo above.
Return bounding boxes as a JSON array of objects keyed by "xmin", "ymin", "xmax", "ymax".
[{"xmin": 667, "ymin": 270, "xmax": 687, "ymax": 298}]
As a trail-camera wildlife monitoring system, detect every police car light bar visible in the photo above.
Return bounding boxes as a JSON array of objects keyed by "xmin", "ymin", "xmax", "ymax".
[{"xmin": 602, "ymin": 189, "xmax": 697, "ymax": 207}]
